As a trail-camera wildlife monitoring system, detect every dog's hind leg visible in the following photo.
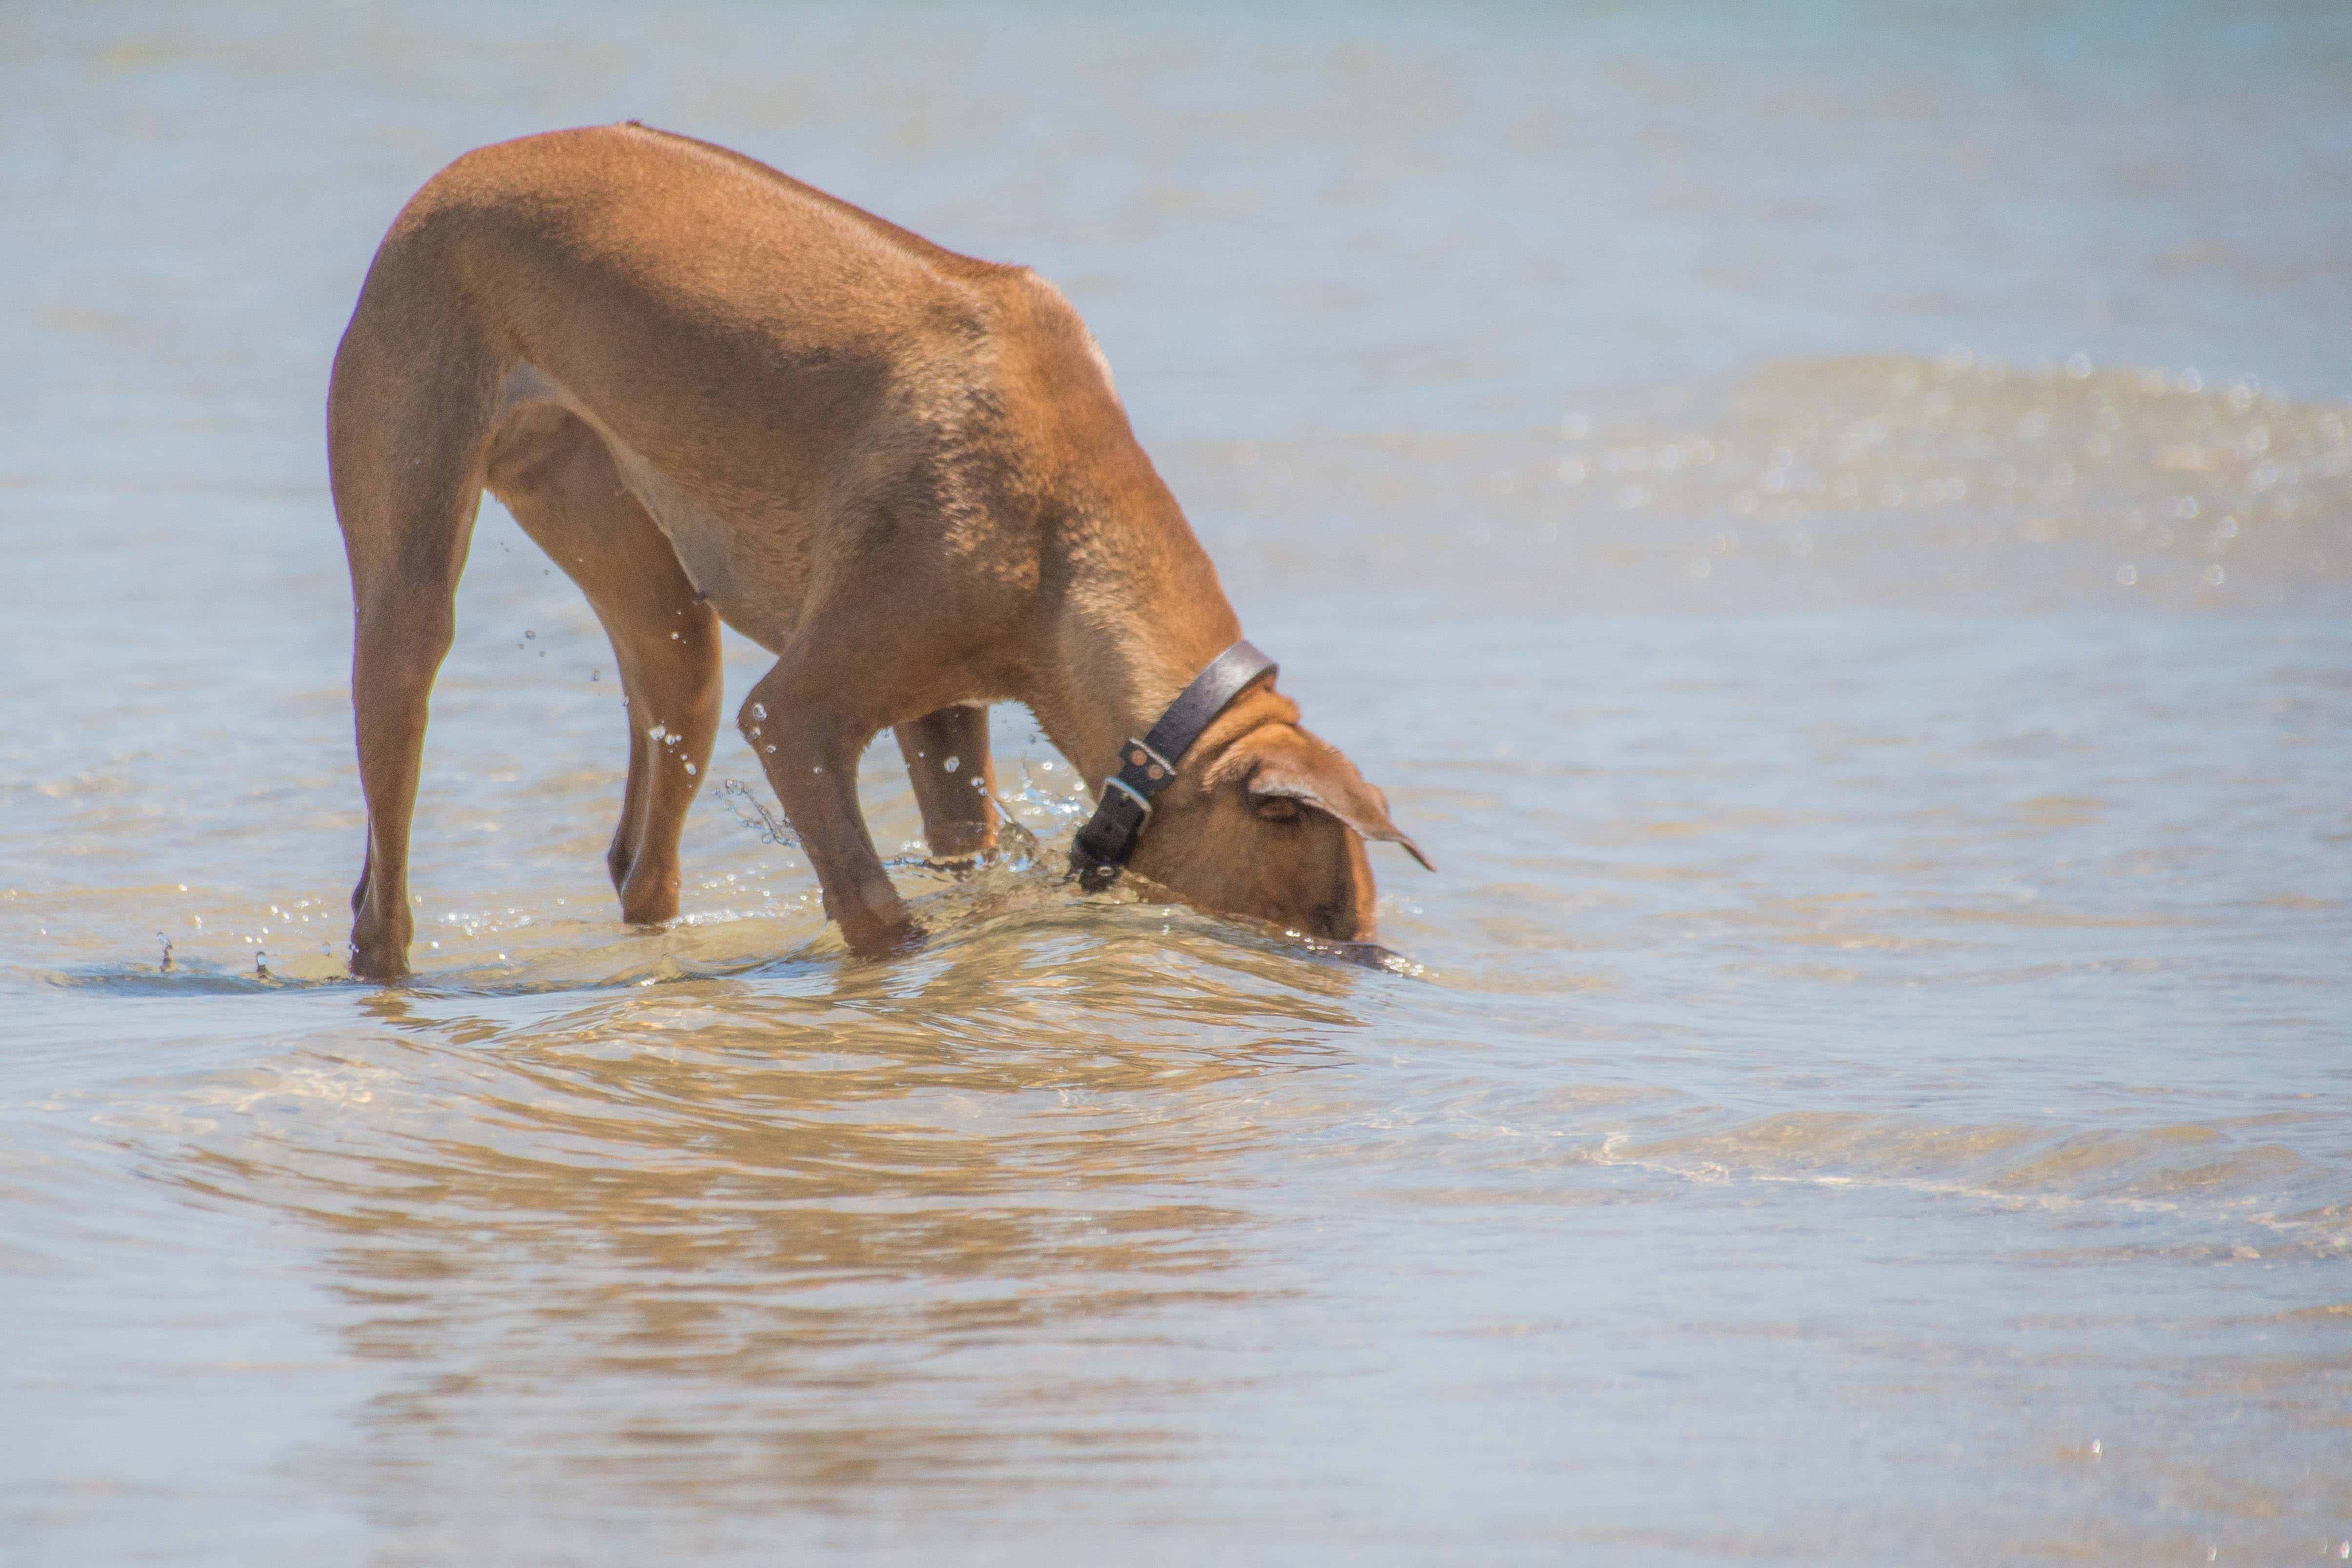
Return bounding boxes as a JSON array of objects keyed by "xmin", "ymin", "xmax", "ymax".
[
  {"xmin": 485, "ymin": 406, "xmax": 721, "ymax": 925},
  {"xmin": 893, "ymin": 704, "xmax": 998, "ymax": 864},
  {"xmin": 329, "ymin": 279, "xmax": 508, "ymax": 981}
]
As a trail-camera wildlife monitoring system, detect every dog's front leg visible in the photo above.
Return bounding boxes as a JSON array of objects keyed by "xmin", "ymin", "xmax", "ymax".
[
  {"xmin": 894, "ymin": 704, "xmax": 998, "ymax": 865},
  {"xmin": 739, "ymin": 673, "xmax": 917, "ymax": 955}
]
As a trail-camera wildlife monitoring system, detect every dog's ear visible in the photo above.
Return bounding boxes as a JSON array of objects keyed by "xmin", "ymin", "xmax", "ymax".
[{"xmin": 1213, "ymin": 725, "xmax": 1435, "ymax": 871}]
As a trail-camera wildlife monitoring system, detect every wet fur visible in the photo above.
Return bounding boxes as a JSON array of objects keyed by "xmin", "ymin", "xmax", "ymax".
[{"xmin": 330, "ymin": 123, "xmax": 1421, "ymax": 976}]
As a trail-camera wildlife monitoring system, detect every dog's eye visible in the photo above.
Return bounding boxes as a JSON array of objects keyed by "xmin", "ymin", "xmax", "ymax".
[{"xmin": 1253, "ymin": 796, "xmax": 1300, "ymax": 823}]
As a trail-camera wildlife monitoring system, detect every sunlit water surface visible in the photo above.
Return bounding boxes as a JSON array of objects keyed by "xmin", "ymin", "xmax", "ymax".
[{"xmin": 4, "ymin": 2, "xmax": 2350, "ymax": 1561}]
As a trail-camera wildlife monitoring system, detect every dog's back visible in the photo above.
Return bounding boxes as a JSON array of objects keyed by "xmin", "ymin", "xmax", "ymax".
[{"xmin": 339, "ymin": 123, "xmax": 1171, "ymax": 651}]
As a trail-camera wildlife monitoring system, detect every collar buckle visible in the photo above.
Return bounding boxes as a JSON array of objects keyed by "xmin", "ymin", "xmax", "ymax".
[{"xmin": 1068, "ymin": 641, "xmax": 1277, "ymax": 889}]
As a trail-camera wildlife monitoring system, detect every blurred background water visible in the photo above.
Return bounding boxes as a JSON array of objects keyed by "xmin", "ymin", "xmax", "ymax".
[{"xmin": 3, "ymin": 1, "xmax": 2350, "ymax": 1561}]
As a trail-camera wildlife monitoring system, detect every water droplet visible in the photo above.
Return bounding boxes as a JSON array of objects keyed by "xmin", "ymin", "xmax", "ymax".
[
  {"xmin": 752, "ymin": 702, "xmax": 766, "ymax": 720},
  {"xmin": 2065, "ymin": 352, "xmax": 2092, "ymax": 378},
  {"xmin": 524, "ymin": 629, "xmax": 535, "ymax": 639},
  {"xmin": 2204, "ymin": 565, "xmax": 2226, "ymax": 587},
  {"xmin": 944, "ymin": 756, "xmax": 960, "ymax": 773},
  {"xmin": 2115, "ymin": 565, "xmax": 2137, "ymax": 586},
  {"xmin": 683, "ymin": 761, "xmax": 697, "ymax": 774}
]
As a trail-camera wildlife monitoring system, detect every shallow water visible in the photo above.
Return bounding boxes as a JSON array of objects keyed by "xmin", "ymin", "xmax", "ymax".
[{"xmin": 5, "ymin": 1, "xmax": 2351, "ymax": 1561}]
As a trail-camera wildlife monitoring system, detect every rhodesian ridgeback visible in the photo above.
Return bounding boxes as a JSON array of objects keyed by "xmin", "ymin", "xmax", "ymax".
[{"xmin": 330, "ymin": 123, "xmax": 1427, "ymax": 978}]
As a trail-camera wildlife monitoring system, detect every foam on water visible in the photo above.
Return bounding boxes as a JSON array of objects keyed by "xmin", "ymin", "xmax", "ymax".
[{"xmin": 1181, "ymin": 354, "xmax": 2352, "ymax": 612}]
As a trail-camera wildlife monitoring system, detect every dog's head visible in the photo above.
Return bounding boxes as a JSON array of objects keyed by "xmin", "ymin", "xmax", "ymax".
[{"xmin": 1127, "ymin": 717, "xmax": 1431, "ymax": 943}]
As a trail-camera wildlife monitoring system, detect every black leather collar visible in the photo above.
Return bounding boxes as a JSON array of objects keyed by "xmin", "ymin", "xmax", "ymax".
[{"xmin": 1069, "ymin": 640, "xmax": 1277, "ymax": 890}]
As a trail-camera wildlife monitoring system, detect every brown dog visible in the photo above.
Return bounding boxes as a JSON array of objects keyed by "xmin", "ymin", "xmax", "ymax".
[{"xmin": 330, "ymin": 123, "xmax": 1426, "ymax": 978}]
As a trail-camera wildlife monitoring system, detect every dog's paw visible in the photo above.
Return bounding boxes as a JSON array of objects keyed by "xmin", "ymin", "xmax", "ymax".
[
  {"xmin": 841, "ymin": 918, "xmax": 925, "ymax": 959},
  {"xmin": 347, "ymin": 943, "xmax": 412, "ymax": 983}
]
